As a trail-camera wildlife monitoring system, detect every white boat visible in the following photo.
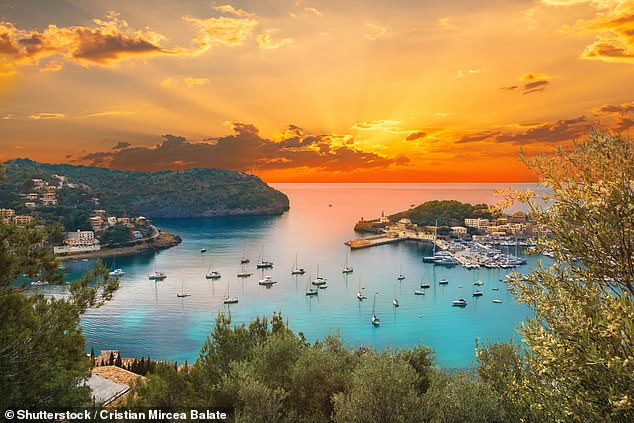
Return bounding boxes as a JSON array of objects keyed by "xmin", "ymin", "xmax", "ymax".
[
  {"xmin": 256, "ymin": 247, "xmax": 273, "ymax": 268},
  {"xmin": 472, "ymin": 290, "xmax": 484, "ymax": 297},
  {"xmin": 473, "ymin": 280, "xmax": 484, "ymax": 286},
  {"xmin": 206, "ymin": 271, "xmax": 222, "ymax": 280},
  {"xmin": 205, "ymin": 259, "xmax": 222, "ymax": 279},
  {"xmin": 492, "ymin": 299, "xmax": 502, "ymax": 303},
  {"xmin": 342, "ymin": 252, "xmax": 353, "ymax": 274},
  {"xmin": 258, "ymin": 275, "xmax": 277, "ymax": 286},
  {"xmin": 176, "ymin": 281, "xmax": 191, "ymax": 298},
  {"xmin": 452, "ymin": 298, "xmax": 467, "ymax": 307},
  {"xmin": 492, "ymin": 287, "xmax": 499, "ymax": 291},
  {"xmin": 319, "ymin": 285, "xmax": 328, "ymax": 289},
  {"xmin": 420, "ymin": 282, "xmax": 431, "ymax": 289},
  {"xmin": 371, "ymin": 293, "xmax": 380, "ymax": 326},
  {"xmin": 108, "ymin": 257, "xmax": 125, "ymax": 276},
  {"xmin": 397, "ymin": 265, "xmax": 405, "ymax": 281},
  {"xmin": 237, "ymin": 262, "xmax": 253, "ymax": 278},
  {"xmin": 439, "ymin": 278, "xmax": 448, "ymax": 285},
  {"xmin": 357, "ymin": 278, "xmax": 367, "ymax": 300},
  {"xmin": 414, "ymin": 289, "xmax": 425, "ymax": 295},
  {"xmin": 305, "ymin": 278, "xmax": 318, "ymax": 296},
  {"xmin": 31, "ymin": 280, "xmax": 49, "ymax": 286},
  {"xmin": 291, "ymin": 254, "xmax": 306, "ymax": 275},
  {"xmin": 149, "ymin": 271, "xmax": 167, "ymax": 280},
  {"xmin": 223, "ymin": 279, "xmax": 238, "ymax": 304},
  {"xmin": 240, "ymin": 248, "xmax": 250, "ymax": 264},
  {"xmin": 149, "ymin": 254, "xmax": 166, "ymax": 280},
  {"xmin": 311, "ymin": 264, "xmax": 327, "ymax": 286},
  {"xmin": 393, "ymin": 285, "xmax": 399, "ymax": 307},
  {"xmin": 200, "ymin": 248, "xmax": 207, "ymax": 253}
]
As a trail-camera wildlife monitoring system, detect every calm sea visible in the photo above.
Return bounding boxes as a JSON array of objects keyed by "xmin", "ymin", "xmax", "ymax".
[{"xmin": 51, "ymin": 183, "xmax": 549, "ymax": 369}]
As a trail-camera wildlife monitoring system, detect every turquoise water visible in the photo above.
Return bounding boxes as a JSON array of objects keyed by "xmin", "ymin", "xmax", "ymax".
[{"xmin": 54, "ymin": 183, "xmax": 547, "ymax": 369}]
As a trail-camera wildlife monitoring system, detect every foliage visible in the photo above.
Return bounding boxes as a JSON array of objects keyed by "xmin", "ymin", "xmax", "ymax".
[
  {"xmin": 420, "ymin": 370, "xmax": 508, "ymax": 423},
  {"xmin": 482, "ymin": 129, "xmax": 634, "ymax": 421},
  {"xmin": 100, "ymin": 223, "xmax": 132, "ymax": 245},
  {"xmin": 0, "ymin": 166, "xmax": 120, "ymax": 410},
  {"xmin": 0, "ymin": 293, "xmax": 91, "ymax": 410},
  {"xmin": 130, "ymin": 312, "xmax": 512, "ymax": 423},
  {"xmin": 390, "ymin": 200, "xmax": 494, "ymax": 227},
  {"xmin": 332, "ymin": 352, "xmax": 425, "ymax": 423},
  {"xmin": 2, "ymin": 158, "xmax": 289, "ymax": 220},
  {"xmin": 0, "ymin": 220, "xmax": 63, "ymax": 287}
]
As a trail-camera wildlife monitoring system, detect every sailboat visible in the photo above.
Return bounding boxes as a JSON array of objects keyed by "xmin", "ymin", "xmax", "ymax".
[
  {"xmin": 258, "ymin": 275, "xmax": 277, "ymax": 286},
  {"xmin": 342, "ymin": 252, "xmax": 353, "ymax": 274},
  {"xmin": 176, "ymin": 281, "xmax": 191, "ymax": 298},
  {"xmin": 371, "ymin": 293, "xmax": 380, "ymax": 326},
  {"xmin": 256, "ymin": 247, "xmax": 273, "ymax": 268},
  {"xmin": 108, "ymin": 257, "xmax": 126, "ymax": 277},
  {"xmin": 240, "ymin": 249, "xmax": 250, "ymax": 264},
  {"xmin": 223, "ymin": 279, "xmax": 238, "ymax": 304},
  {"xmin": 356, "ymin": 277, "xmax": 367, "ymax": 300},
  {"xmin": 305, "ymin": 276, "xmax": 318, "ymax": 296},
  {"xmin": 291, "ymin": 254, "xmax": 306, "ymax": 275},
  {"xmin": 237, "ymin": 262, "xmax": 253, "ymax": 278},
  {"xmin": 205, "ymin": 259, "xmax": 222, "ymax": 280},
  {"xmin": 393, "ymin": 285, "xmax": 399, "ymax": 307},
  {"xmin": 311, "ymin": 264, "xmax": 327, "ymax": 286},
  {"xmin": 148, "ymin": 254, "xmax": 167, "ymax": 280},
  {"xmin": 397, "ymin": 265, "xmax": 405, "ymax": 281}
]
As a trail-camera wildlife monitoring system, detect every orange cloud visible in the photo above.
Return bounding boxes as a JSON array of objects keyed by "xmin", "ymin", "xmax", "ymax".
[
  {"xmin": 75, "ymin": 123, "xmax": 409, "ymax": 172},
  {"xmin": 405, "ymin": 131, "xmax": 427, "ymax": 141},
  {"xmin": 545, "ymin": 0, "xmax": 634, "ymax": 64},
  {"xmin": 184, "ymin": 15, "xmax": 258, "ymax": 53},
  {"xmin": 0, "ymin": 12, "xmax": 170, "ymax": 70},
  {"xmin": 256, "ymin": 31, "xmax": 294, "ymax": 50}
]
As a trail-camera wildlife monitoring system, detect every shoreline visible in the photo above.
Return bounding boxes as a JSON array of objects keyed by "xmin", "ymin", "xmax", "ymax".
[{"xmin": 57, "ymin": 231, "xmax": 182, "ymax": 260}]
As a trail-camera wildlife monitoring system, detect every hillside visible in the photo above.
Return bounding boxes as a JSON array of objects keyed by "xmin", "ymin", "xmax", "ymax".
[
  {"xmin": 389, "ymin": 200, "xmax": 494, "ymax": 227},
  {"xmin": 1, "ymin": 159, "xmax": 289, "ymax": 222}
]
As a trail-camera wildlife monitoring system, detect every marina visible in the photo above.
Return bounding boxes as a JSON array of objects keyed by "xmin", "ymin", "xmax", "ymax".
[{"xmin": 64, "ymin": 183, "xmax": 545, "ymax": 369}]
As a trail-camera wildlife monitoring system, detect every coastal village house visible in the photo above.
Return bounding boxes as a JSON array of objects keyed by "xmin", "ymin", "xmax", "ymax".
[{"xmin": 53, "ymin": 230, "xmax": 101, "ymax": 254}]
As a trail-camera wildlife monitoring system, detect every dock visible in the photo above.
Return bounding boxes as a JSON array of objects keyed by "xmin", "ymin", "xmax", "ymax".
[
  {"xmin": 346, "ymin": 231, "xmax": 525, "ymax": 269},
  {"xmin": 345, "ymin": 230, "xmax": 444, "ymax": 250}
]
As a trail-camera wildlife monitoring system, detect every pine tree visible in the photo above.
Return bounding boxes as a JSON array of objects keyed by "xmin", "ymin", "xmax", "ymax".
[
  {"xmin": 90, "ymin": 347, "xmax": 95, "ymax": 367},
  {"xmin": 108, "ymin": 352, "xmax": 114, "ymax": 366},
  {"xmin": 115, "ymin": 352, "xmax": 122, "ymax": 368}
]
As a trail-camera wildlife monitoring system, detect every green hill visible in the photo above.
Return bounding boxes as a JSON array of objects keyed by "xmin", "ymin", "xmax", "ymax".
[
  {"xmin": 1, "ymin": 159, "xmax": 289, "ymax": 223},
  {"xmin": 390, "ymin": 200, "xmax": 494, "ymax": 227}
]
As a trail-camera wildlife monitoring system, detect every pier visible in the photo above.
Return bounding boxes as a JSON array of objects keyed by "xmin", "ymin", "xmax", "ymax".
[
  {"xmin": 345, "ymin": 230, "xmax": 444, "ymax": 250},
  {"xmin": 346, "ymin": 231, "xmax": 525, "ymax": 269}
]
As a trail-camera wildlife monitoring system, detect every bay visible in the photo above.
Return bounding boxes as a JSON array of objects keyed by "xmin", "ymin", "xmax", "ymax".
[{"xmin": 57, "ymin": 183, "xmax": 549, "ymax": 369}]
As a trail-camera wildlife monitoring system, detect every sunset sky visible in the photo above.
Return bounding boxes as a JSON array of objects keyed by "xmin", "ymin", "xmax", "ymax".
[{"xmin": 1, "ymin": 0, "xmax": 633, "ymax": 182}]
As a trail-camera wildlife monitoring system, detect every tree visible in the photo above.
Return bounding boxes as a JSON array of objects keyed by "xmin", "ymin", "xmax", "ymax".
[
  {"xmin": 332, "ymin": 352, "xmax": 425, "ymax": 423},
  {"xmin": 485, "ymin": 129, "xmax": 634, "ymax": 421},
  {"xmin": 0, "ymin": 165, "xmax": 119, "ymax": 410}
]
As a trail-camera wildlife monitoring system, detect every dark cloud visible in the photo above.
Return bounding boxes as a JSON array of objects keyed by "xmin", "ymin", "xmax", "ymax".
[
  {"xmin": 523, "ymin": 80, "xmax": 549, "ymax": 95},
  {"xmin": 494, "ymin": 116, "xmax": 590, "ymax": 144},
  {"xmin": 71, "ymin": 28, "xmax": 164, "ymax": 63},
  {"xmin": 595, "ymin": 101, "xmax": 634, "ymax": 132},
  {"xmin": 0, "ymin": 15, "xmax": 170, "ymax": 68},
  {"xmin": 454, "ymin": 117, "xmax": 591, "ymax": 146},
  {"xmin": 524, "ymin": 80, "xmax": 548, "ymax": 90},
  {"xmin": 112, "ymin": 141, "xmax": 131, "ymax": 150},
  {"xmin": 456, "ymin": 131, "xmax": 500, "ymax": 144},
  {"xmin": 78, "ymin": 123, "xmax": 408, "ymax": 172},
  {"xmin": 405, "ymin": 131, "xmax": 426, "ymax": 141},
  {"xmin": 0, "ymin": 31, "xmax": 19, "ymax": 55},
  {"xmin": 500, "ymin": 85, "xmax": 517, "ymax": 90}
]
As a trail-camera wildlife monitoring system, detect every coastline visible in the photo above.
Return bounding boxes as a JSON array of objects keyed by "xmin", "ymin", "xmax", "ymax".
[{"xmin": 57, "ymin": 231, "xmax": 182, "ymax": 261}]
